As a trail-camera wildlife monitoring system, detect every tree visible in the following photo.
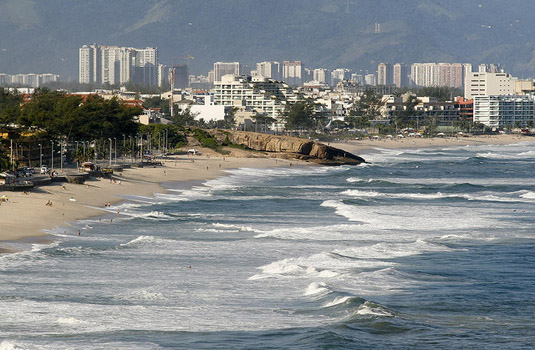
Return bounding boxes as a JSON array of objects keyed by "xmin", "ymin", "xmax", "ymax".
[
  {"xmin": 143, "ymin": 96, "xmax": 170, "ymax": 116},
  {"xmin": 0, "ymin": 89, "xmax": 22, "ymax": 127},
  {"xmin": 346, "ymin": 90, "xmax": 385, "ymax": 129},
  {"xmin": 0, "ymin": 145, "xmax": 10, "ymax": 171},
  {"xmin": 284, "ymin": 100, "xmax": 315, "ymax": 133},
  {"xmin": 392, "ymin": 95, "xmax": 420, "ymax": 131},
  {"xmin": 171, "ymin": 107, "xmax": 198, "ymax": 126},
  {"xmin": 223, "ymin": 107, "xmax": 237, "ymax": 129},
  {"xmin": 18, "ymin": 90, "xmax": 140, "ymax": 140}
]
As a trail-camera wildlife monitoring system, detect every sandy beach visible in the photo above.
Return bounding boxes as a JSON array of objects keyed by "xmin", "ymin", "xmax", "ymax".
[
  {"xmin": 0, "ymin": 134, "xmax": 530, "ymax": 251},
  {"xmin": 0, "ymin": 150, "xmax": 300, "ymax": 250}
]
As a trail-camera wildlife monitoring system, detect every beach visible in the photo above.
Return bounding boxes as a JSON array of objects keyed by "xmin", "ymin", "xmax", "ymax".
[
  {"xmin": 0, "ymin": 134, "xmax": 528, "ymax": 250},
  {"xmin": 0, "ymin": 151, "xmax": 298, "ymax": 249}
]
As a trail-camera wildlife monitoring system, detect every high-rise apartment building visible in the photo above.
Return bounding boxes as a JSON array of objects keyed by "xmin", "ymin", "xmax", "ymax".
[
  {"xmin": 377, "ymin": 63, "xmax": 393, "ymax": 85},
  {"xmin": 365, "ymin": 73, "xmax": 376, "ymax": 86},
  {"xmin": 331, "ymin": 68, "xmax": 352, "ymax": 86},
  {"xmin": 393, "ymin": 63, "xmax": 409, "ymax": 88},
  {"xmin": 313, "ymin": 68, "xmax": 331, "ymax": 84},
  {"xmin": 79, "ymin": 44, "xmax": 160, "ymax": 86},
  {"xmin": 256, "ymin": 61, "xmax": 281, "ymax": 81},
  {"xmin": 213, "ymin": 62, "xmax": 242, "ymax": 82},
  {"xmin": 282, "ymin": 61, "xmax": 304, "ymax": 86},
  {"xmin": 79, "ymin": 44, "xmax": 100, "ymax": 84},
  {"xmin": 172, "ymin": 64, "xmax": 189, "ymax": 89},
  {"xmin": 410, "ymin": 63, "xmax": 472, "ymax": 88}
]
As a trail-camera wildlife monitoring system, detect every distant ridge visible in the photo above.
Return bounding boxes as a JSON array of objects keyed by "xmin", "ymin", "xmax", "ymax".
[{"xmin": 2, "ymin": 0, "xmax": 535, "ymax": 79}]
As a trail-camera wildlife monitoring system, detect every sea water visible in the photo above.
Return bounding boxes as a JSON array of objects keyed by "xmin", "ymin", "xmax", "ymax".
[{"xmin": 1, "ymin": 142, "xmax": 535, "ymax": 349}]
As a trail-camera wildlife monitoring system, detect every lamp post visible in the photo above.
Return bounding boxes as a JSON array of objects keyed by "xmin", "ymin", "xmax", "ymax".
[
  {"xmin": 38, "ymin": 143, "xmax": 42, "ymax": 169},
  {"xmin": 140, "ymin": 135, "xmax": 143, "ymax": 163},
  {"xmin": 60, "ymin": 141, "xmax": 64, "ymax": 173},
  {"xmin": 50, "ymin": 140, "xmax": 54, "ymax": 170},
  {"xmin": 107, "ymin": 138, "xmax": 112, "ymax": 167},
  {"xmin": 122, "ymin": 134, "xmax": 126, "ymax": 164},
  {"xmin": 113, "ymin": 137, "xmax": 117, "ymax": 165},
  {"xmin": 165, "ymin": 129, "xmax": 168, "ymax": 154}
]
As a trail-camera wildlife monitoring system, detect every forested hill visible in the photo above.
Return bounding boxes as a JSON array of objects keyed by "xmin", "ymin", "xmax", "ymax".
[{"xmin": 2, "ymin": 0, "xmax": 535, "ymax": 79}]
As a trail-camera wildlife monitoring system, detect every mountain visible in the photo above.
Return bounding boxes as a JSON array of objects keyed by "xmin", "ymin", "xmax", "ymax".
[{"xmin": 2, "ymin": 0, "xmax": 535, "ymax": 80}]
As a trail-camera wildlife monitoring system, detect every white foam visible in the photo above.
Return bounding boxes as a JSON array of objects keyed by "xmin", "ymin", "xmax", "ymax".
[
  {"xmin": 254, "ymin": 224, "xmax": 361, "ymax": 241},
  {"xmin": 120, "ymin": 235, "xmax": 168, "ymax": 248},
  {"xmin": 333, "ymin": 240, "xmax": 453, "ymax": 260},
  {"xmin": 355, "ymin": 301, "xmax": 394, "ymax": 317},
  {"xmin": 519, "ymin": 191, "xmax": 535, "ymax": 200},
  {"xmin": 304, "ymin": 282, "xmax": 330, "ymax": 296},
  {"xmin": 249, "ymin": 251, "xmax": 389, "ymax": 281},
  {"xmin": 212, "ymin": 223, "xmax": 254, "ymax": 232},
  {"xmin": 320, "ymin": 199, "xmax": 505, "ymax": 231},
  {"xmin": 323, "ymin": 296, "xmax": 352, "ymax": 308},
  {"xmin": 119, "ymin": 289, "xmax": 167, "ymax": 301},
  {"xmin": 0, "ymin": 341, "xmax": 18, "ymax": 350},
  {"xmin": 56, "ymin": 317, "xmax": 88, "ymax": 326}
]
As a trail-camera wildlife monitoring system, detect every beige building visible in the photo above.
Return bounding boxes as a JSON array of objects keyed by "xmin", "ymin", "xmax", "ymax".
[{"xmin": 464, "ymin": 71, "xmax": 515, "ymax": 99}]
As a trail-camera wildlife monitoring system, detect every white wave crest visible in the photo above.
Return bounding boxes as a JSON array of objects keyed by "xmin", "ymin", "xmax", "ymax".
[
  {"xmin": 212, "ymin": 223, "xmax": 254, "ymax": 232},
  {"xmin": 0, "ymin": 341, "xmax": 18, "ymax": 350},
  {"xmin": 119, "ymin": 289, "xmax": 167, "ymax": 301},
  {"xmin": 519, "ymin": 191, "xmax": 535, "ymax": 199},
  {"xmin": 355, "ymin": 301, "xmax": 394, "ymax": 317},
  {"xmin": 304, "ymin": 282, "xmax": 331, "ymax": 296},
  {"xmin": 120, "ymin": 235, "xmax": 166, "ymax": 248},
  {"xmin": 56, "ymin": 317, "xmax": 88, "ymax": 326},
  {"xmin": 323, "ymin": 296, "xmax": 353, "ymax": 308},
  {"xmin": 333, "ymin": 239, "xmax": 453, "ymax": 260}
]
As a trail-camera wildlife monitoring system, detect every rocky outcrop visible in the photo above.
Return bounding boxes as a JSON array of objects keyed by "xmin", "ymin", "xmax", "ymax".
[{"xmin": 208, "ymin": 130, "xmax": 365, "ymax": 165}]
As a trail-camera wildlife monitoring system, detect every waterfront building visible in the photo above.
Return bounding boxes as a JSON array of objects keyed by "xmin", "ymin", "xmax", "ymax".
[
  {"xmin": 473, "ymin": 95, "xmax": 535, "ymax": 128},
  {"xmin": 213, "ymin": 74, "xmax": 295, "ymax": 120}
]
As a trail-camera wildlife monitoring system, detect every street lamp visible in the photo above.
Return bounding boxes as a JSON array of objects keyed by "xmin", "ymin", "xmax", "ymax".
[
  {"xmin": 38, "ymin": 143, "xmax": 42, "ymax": 168},
  {"xmin": 108, "ymin": 138, "xmax": 112, "ymax": 167},
  {"xmin": 113, "ymin": 137, "xmax": 117, "ymax": 165},
  {"xmin": 50, "ymin": 140, "xmax": 54, "ymax": 170},
  {"xmin": 60, "ymin": 142, "xmax": 64, "ymax": 173},
  {"xmin": 122, "ymin": 134, "xmax": 126, "ymax": 164}
]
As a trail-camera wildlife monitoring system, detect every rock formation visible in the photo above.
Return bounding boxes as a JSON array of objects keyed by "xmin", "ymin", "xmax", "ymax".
[{"xmin": 208, "ymin": 130, "xmax": 365, "ymax": 165}]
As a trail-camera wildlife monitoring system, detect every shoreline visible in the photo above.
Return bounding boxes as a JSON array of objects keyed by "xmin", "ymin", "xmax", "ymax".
[
  {"xmin": 0, "ymin": 151, "xmax": 301, "ymax": 252},
  {"xmin": 0, "ymin": 134, "xmax": 530, "ymax": 252},
  {"xmin": 329, "ymin": 133, "xmax": 527, "ymax": 155}
]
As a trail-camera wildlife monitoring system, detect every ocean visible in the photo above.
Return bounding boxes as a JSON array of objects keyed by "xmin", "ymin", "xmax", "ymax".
[{"xmin": 1, "ymin": 141, "xmax": 535, "ymax": 349}]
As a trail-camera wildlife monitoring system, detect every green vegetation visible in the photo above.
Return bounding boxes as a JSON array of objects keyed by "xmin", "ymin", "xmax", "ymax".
[
  {"xmin": 143, "ymin": 96, "xmax": 171, "ymax": 116},
  {"xmin": 192, "ymin": 128, "xmax": 218, "ymax": 149},
  {"xmin": 283, "ymin": 99, "xmax": 322, "ymax": 133},
  {"xmin": 346, "ymin": 90, "xmax": 385, "ymax": 129}
]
